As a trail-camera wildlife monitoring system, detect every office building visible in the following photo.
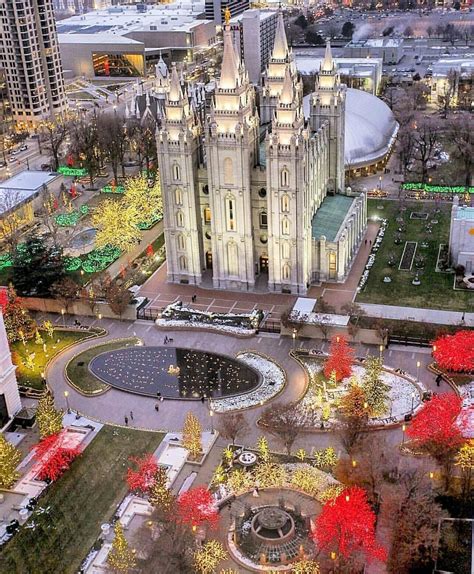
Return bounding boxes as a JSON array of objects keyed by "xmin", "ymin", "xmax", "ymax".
[
  {"xmin": 205, "ymin": 0, "xmax": 249, "ymax": 25},
  {"xmin": 0, "ymin": 0, "xmax": 68, "ymax": 127}
]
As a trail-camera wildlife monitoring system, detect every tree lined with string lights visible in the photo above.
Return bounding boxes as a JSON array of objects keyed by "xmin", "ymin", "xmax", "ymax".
[
  {"xmin": 176, "ymin": 486, "xmax": 218, "ymax": 531},
  {"xmin": 107, "ymin": 521, "xmax": 136, "ymax": 573},
  {"xmin": 148, "ymin": 466, "xmax": 175, "ymax": 514},
  {"xmin": 193, "ymin": 540, "xmax": 227, "ymax": 574},
  {"xmin": 433, "ymin": 330, "xmax": 474, "ymax": 373},
  {"xmin": 313, "ymin": 486, "xmax": 386, "ymax": 565},
  {"xmin": 1, "ymin": 284, "xmax": 36, "ymax": 343},
  {"xmin": 324, "ymin": 335, "xmax": 354, "ymax": 382},
  {"xmin": 126, "ymin": 454, "xmax": 158, "ymax": 496},
  {"xmin": 182, "ymin": 411, "xmax": 202, "ymax": 459},
  {"xmin": 36, "ymin": 392, "xmax": 63, "ymax": 439},
  {"xmin": 361, "ymin": 356, "xmax": 389, "ymax": 417},
  {"xmin": 0, "ymin": 433, "xmax": 22, "ymax": 488}
]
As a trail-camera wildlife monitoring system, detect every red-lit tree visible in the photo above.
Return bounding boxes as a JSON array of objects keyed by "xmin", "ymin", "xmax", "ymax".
[
  {"xmin": 176, "ymin": 486, "xmax": 219, "ymax": 530},
  {"xmin": 33, "ymin": 432, "xmax": 81, "ymax": 482},
  {"xmin": 126, "ymin": 454, "xmax": 158, "ymax": 495},
  {"xmin": 433, "ymin": 331, "xmax": 474, "ymax": 373},
  {"xmin": 313, "ymin": 486, "xmax": 386, "ymax": 564},
  {"xmin": 324, "ymin": 335, "xmax": 354, "ymax": 382},
  {"xmin": 407, "ymin": 393, "xmax": 464, "ymax": 489}
]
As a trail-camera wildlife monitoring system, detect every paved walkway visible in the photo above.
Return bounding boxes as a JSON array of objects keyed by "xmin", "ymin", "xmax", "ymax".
[{"xmin": 359, "ymin": 302, "xmax": 474, "ymax": 327}]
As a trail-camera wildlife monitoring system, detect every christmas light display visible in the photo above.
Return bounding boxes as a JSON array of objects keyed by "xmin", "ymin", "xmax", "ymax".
[
  {"xmin": 0, "ymin": 434, "xmax": 21, "ymax": 488},
  {"xmin": 54, "ymin": 205, "xmax": 89, "ymax": 227},
  {"xmin": 35, "ymin": 392, "xmax": 63, "ymax": 438},
  {"xmin": 254, "ymin": 461, "xmax": 287, "ymax": 488},
  {"xmin": 290, "ymin": 467, "xmax": 325, "ymax": 497},
  {"xmin": 2, "ymin": 285, "xmax": 36, "ymax": 343},
  {"xmin": 126, "ymin": 454, "xmax": 158, "ymax": 495},
  {"xmin": 455, "ymin": 440, "xmax": 474, "ymax": 472},
  {"xmin": 313, "ymin": 486, "xmax": 386, "ymax": 562},
  {"xmin": 361, "ymin": 357, "xmax": 389, "ymax": 417},
  {"xmin": 177, "ymin": 486, "xmax": 219, "ymax": 530},
  {"xmin": 33, "ymin": 432, "xmax": 81, "ymax": 482},
  {"xmin": 182, "ymin": 411, "xmax": 202, "ymax": 459},
  {"xmin": 107, "ymin": 522, "xmax": 136, "ymax": 573},
  {"xmin": 58, "ymin": 166, "xmax": 88, "ymax": 177},
  {"xmin": 257, "ymin": 435, "xmax": 270, "ymax": 462},
  {"xmin": 101, "ymin": 185, "xmax": 125, "ymax": 194},
  {"xmin": 148, "ymin": 466, "xmax": 174, "ymax": 513},
  {"xmin": 193, "ymin": 540, "xmax": 227, "ymax": 574},
  {"xmin": 401, "ymin": 182, "xmax": 474, "ymax": 194},
  {"xmin": 323, "ymin": 335, "xmax": 354, "ymax": 382},
  {"xmin": 291, "ymin": 559, "xmax": 321, "ymax": 574},
  {"xmin": 406, "ymin": 393, "xmax": 464, "ymax": 448},
  {"xmin": 433, "ymin": 331, "xmax": 474, "ymax": 373},
  {"xmin": 339, "ymin": 379, "xmax": 368, "ymax": 419}
]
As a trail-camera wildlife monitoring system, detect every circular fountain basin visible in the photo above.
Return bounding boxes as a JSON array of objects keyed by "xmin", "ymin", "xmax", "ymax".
[{"xmin": 65, "ymin": 228, "xmax": 97, "ymax": 257}]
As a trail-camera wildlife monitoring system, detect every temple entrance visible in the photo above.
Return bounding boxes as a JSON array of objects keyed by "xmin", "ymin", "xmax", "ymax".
[
  {"xmin": 259, "ymin": 255, "xmax": 269, "ymax": 273},
  {"xmin": 206, "ymin": 251, "xmax": 213, "ymax": 269}
]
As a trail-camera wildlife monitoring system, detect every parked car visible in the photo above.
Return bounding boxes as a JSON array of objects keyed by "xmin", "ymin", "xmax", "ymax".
[{"xmin": 19, "ymin": 144, "xmax": 28, "ymax": 152}]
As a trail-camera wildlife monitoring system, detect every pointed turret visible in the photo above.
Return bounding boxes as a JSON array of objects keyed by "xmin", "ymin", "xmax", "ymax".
[
  {"xmin": 321, "ymin": 40, "xmax": 334, "ymax": 73},
  {"xmin": 219, "ymin": 26, "xmax": 240, "ymax": 90},
  {"xmin": 272, "ymin": 11, "xmax": 289, "ymax": 61},
  {"xmin": 169, "ymin": 63, "xmax": 183, "ymax": 103},
  {"xmin": 279, "ymin": 66, "xmax": 293, "ymax": 105}
]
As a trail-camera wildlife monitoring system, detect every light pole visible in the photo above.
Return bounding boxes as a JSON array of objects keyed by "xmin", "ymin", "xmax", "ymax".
[
  {"xmin": 61, "ymin": 308, "xmax": 65, "ymax": 327},
  {"xmin": 209, "ymin": 409, "xmax": 214, "ymax": 434},
  {"xmin": 64, "ymin": 390, "xmax": 71, "ymax": 414},
  {"xmin": 379, "ymin": 344, "xmax": 384, "ymax": 362},
  {"xmin": 402, "ymin": 423, "xmax": 406, "ymax": 444},
  {"xmin": 292, "ymin": 329, "xmax": 296, "ymax": 349},
  {"xmin": 411, "ymin": 391, "xmax": 415, "ymax": 414},
  {"xmin": 416, "ymin": 360, "xmax": 421, "ymax": 381}
]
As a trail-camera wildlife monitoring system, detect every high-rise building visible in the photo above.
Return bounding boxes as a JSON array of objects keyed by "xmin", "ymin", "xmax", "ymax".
[
  {"xmin": 205, "ymin": 0, "xmax": 250, "ymax": 25},
  {"xmin": 0, "ymin": 0, "xmax": 68, "ymax": 127}
]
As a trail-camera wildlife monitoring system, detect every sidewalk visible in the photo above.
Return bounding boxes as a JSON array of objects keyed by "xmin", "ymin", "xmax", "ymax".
[{"xmin": 359, "ymin": 302, "xmax": 473, "ymax": 327}]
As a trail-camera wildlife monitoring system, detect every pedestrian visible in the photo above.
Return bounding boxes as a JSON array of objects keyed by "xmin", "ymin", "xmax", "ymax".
[
  {"xmin": 155, "ymin": 403, "xmax": 160, "ymax": 412},
  {"xmin": 130, "ymin": 410, "xmax": 134, "ymax": 421},
  {"xmin": 201, "ymin": 395, "xmax": 205, "ymax": 404},
  {"xmin": 461, "ymin": 312, "xmax": 465, "ymax": 322},
  {"xmin": 124, "ymin": 415, "xmax": 129, "ymax": 426},
  {"xmin": 160, "ymin": 396, "xmax": 164, "ymax": 402},
  {"xmin": 157, "ymin": 392, "xmax": 162, "ymax": 399},
  {"xmin": 369, "ymin": 239, "xmax": 372, "ymax": 246},
  {"xmin": 365, "ymin": 239, "xmax": 367, "ymax": 245},
  {"xmin": 164, "ymin": 336, "xmax": 168, "ymax": 344}
]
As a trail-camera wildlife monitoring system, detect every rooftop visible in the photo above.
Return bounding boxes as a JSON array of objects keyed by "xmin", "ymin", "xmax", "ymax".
[
  {"xmin": 311, "ymin": 194, "xmax": 354, "ymax": 242},
  {"xmin": 432, "ymin": 58, "xmax": 474, "ymax": 77},
  {"xmin": 296, "ymin": 56, "xmax": 382, "ymax": 76},
  {"xmin": 346, "ymin": 38, "xmax": 403, "ymax": 48},
  {"xmin": 0, "ymin": 171, "xmax": 59, "ymax": 216},
  {"xmin": 454, "ymin": 206, "xmax": 474, "ymax": 221},
  {"xmin": 58, "ymin": 33, "xmax": 144, "ymax": 45},
  {"xmin": 230, "ymin": 8, "xmax": 278, "ymax": 23}
]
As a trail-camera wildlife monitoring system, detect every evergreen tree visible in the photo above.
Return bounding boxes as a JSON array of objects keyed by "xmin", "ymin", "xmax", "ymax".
[
  {"xmin": 148, "ymin": 466, "xmax": 175, "ymax": 513},
  {"xmin": 107, "ymin": 522, "xmax": 136, "ymax": 573},
  {"xmin": 361, "ymin": 357, "xmax": 390, "ymax": 417},
  {"xmin": 182, "ymin": 412, "xmax": 202, "ymax": 459},
  {"xmin": 12, "ymin": 236, "xmax": 65, "ymax": 296},
  {"xmin": 0, "ymin": 433, "xmax": 22, "ymax": 488},
  {"xmin": 2, "ymin": 284, "xmax": 36, "ymax": 342},
  {"xmin": 36, "ymin": 392, "xmax": 63, "ymax": 439}
]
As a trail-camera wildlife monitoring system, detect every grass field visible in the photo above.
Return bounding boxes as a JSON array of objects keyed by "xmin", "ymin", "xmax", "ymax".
[
  {"xmin": 12, "ymin": 329, "xmax": 99, "ymax": 390},
  {"xmin": 66, "ymin": 337, "xmax": 140, "ymax": 395},
  {"xmin": 0, "ymin": 426, "xmax": 164, "ymax": 574},
  {"xmin": 357, "ymin": 200, "xmax": 473, "ymax": 312}
]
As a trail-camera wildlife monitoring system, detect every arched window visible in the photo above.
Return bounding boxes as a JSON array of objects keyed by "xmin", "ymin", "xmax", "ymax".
[
  {"xmin": 282, "ymin": 216, "xmax": 290, "ymax": 236},
  {"xmin": 179, "ymin": 255, "xmax": 187, "ymax": 271},
  {"xmin": 226, "ymin": 195, "xmax": 236, "ymax": 231},
  {"xmin": 223, "ymin": 157, "xmax": 233, "ymax": 185},
  {"xmin": 175, "ymin": 188, "xmax": 183, "ymax": 205},
  {"xmin": 177, "ymin": 234, "xmax": 185, "ymax": 250},
  {"xmin": 176, "ymin": 210, "xmax": 184, "ymax": 227},
  {"xmin": 227, "ymin": 241, "xmax": 238, "ymax": 276},
  {"xmin": 259, "ymin": 211, "xmax": 268, "ymax": 229},
  {"xmin": 281, "ymin": 194, "xmax": 290, "ymax": 213},
  {"xmin": 282, "ymin": 241, "xmax": 290, "ymax": 260},
  {"xmin": 202, "ymin": 184, "xmax": 209, "ymax": 195},
  {"xmin": 203, "ymin": 206, "xmax": 211, "ymax": 224},
  {"xmin": 282, "ymin": 263, "xmax": 291, "ymax": 280},
  {"xmin": 280, "ymin": 167, "xmax": 289, "ymax": 187},
  {"xmin": 172, "ymin": 163, "xmax": 181, "ymax": 181}
]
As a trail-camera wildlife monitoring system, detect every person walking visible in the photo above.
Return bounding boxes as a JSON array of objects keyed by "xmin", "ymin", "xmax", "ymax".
[
  {"xmin": 124, "ymin": 415, "xmax": 129, "ymax": 426},
  {"xmin": 130, "ymin": 411, "xmax": 134, "ymax": 421},
  {"xmin": 155, "ymin": 403, "xmax": 160, "ymax": 412}
]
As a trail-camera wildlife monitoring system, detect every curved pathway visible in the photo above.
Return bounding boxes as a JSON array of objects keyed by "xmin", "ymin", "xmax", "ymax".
[{"xmin": 44, "ymin": 315, "xmax": 453, "ymax": 454}]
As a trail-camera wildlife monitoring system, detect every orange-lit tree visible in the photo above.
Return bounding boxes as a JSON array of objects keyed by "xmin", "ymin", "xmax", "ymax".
[{"xmin": 324, "ymin": 336, "xmax": 354, "ymax": 382}]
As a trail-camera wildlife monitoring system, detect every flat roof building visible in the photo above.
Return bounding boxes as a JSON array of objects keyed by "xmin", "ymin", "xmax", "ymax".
[
  {"xmin": 344, "ymin": 38, "xmax": 403, "ymax": 64},
  {"xmin": 205, "ymin": 0, "xmax": 250, "ymax": 25}
]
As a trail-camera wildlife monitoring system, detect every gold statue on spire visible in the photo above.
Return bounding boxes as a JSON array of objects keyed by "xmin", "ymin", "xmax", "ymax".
[{"xmin": 224, "ymin": 6, "xmax": 231, "ymax": 26}]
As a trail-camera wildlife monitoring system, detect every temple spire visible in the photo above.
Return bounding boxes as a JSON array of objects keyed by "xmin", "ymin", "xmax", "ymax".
[
  {"xmin": 272, "ymin": 11, "xmax": 288, "ymax": 60},
  {"xmin": 321, "ymin": 40, "xmax": 334, "ymax": 72},
  {"xmin": 169, "ymin": 63, "xmax": 183, "ymax": 102},
  {"xmin": 219, "ymin": 24, "xmax": 240, "ymax": 90}
]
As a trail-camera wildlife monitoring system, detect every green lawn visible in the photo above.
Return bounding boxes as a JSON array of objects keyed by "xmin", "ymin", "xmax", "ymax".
[
  {"xmin": 66, "ymin": 337, "xmax": 140, "ymax": 395},
  {"xmin": 0, "ymin": 426, "xmax": 164, "ymax": 574},
  {"xmin": 12, "ymin": 329, "xmax": 102, "ymax": 390},
  {"xmin": 357, "ymin": 199, "xmax": 473, "ymax": 312}
]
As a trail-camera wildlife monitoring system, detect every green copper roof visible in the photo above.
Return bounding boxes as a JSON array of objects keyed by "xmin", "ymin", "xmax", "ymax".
[{"xmin": 311, "ymin": 194, "xmax": 354, "ymax": 241}]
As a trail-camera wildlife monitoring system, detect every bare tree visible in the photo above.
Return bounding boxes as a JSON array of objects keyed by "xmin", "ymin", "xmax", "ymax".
[
  {"xmin": 412, "ymin": 119, "xmax": 440, "ymax": 184},
  {"xmin": 437, "ymin": 69, "xmax": 459, "ymax": 119},
  {"xmin": 447, "ymin": 112, "xmax": 473, "ymax": 189},
  {"xmin": 397, "ymin": 124, "xmax": 416, "ymax": 176},
  {"xmin": 259, "ymin": 402, "xmax": 304, "ymax": 455},
  {"xmin": 342, "ymin": 301, "xmax": 366, "ymax": 341},
  {"xmin": 50, "ymin": 277, "xmax": 80, "ymax": 314},
  {"xmin": 216, "ymin": 412, "xmax": 249, "ymax": 446},
  {"xmin": 105, "ymin": 280, "xmax": 132, "ymax": 320},
  {"xmin": 69, "ymin": 115, "xmax": 101, "ymax": 188},
  {"xmin": 97, "ymin": 113, "xmax": 128, "ymax": 182},
  {"xmin": 336, "ymin": 413, "xmax": 368, "ymax": 456},
  {"xmin": 39, "ymin": 119, "xmax": 69, "ymax": 171},
  {"xmin": 127, "ymin": 118, "xmax": 157, "ymax": 177}
]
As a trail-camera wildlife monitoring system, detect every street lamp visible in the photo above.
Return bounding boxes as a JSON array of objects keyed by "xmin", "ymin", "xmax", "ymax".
[
  {"xmin": 209, "ymin": 409, "xmax": 214, "ymax": 434},
  {"xmin": 379, "ymin": 344, "xmax": 384, "ymax": 361},
  {"xmin": 416, "ymin": 360, "xmax": 421, "ymax": 380},
  {"xmin": 351, "ymin": 459, "xmax": 357, "ymax": 468},
  {"xmin": 61, "ymin": 308, "xmax": 65, "ymax": 327},
  {"xmin": 411, "ymin": 391, "xmax": 415, "ymax": 414},
  {"xmin": 64, "ymin": 390, "xmax": 71, "ymax": 414},
  {"xmin": 402, "ymin": 423, "xmax": 406, "ymax": 444},
  {"xmin": 292, "ymin": 329, "xmax": 296, "ymax": 349}
]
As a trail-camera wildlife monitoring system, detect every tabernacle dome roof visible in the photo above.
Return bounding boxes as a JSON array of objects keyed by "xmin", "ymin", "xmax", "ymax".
[{"xmin": 303, "ymin": 88, "xmax": 399, "ymax": 170}]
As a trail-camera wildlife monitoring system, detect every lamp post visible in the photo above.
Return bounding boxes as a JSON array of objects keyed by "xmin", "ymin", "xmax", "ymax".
[
  {"xmin": 402, "ymin": 423, "xmax": 406, "ymax": 444},
  {"xmin": 379, "ymin": 344, "xmax": 384, "ymax": 361},
  {"xmin": 411, "ymin": 391, "xmax": 415, "ymax": 414},
  {"xmin": 292, "ymin": 329, "xmax": 296, "ymax": 349},
  {"xmin": 209, "ymin": 409, "xmax": 214, "ymax": 434},
  {"xmin": 64, "ymin": 390, "xmax": 71, "ymax": 414},
  {"xmin": 61, "ymin": 308, "xmax": 65, "ymax": 327},
  {"xmin": 416, "ymin": 360, "xmax": 421, "ymax": 381}
]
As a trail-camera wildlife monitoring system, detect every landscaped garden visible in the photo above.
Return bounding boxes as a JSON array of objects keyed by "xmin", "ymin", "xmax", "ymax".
[
  {"xmin": 0, "ymin": 425, "xmax": 164, "ymax": 574},
  {"xmin": 356, "ymin": 199, "xmax": 473, "ymax": 311}
]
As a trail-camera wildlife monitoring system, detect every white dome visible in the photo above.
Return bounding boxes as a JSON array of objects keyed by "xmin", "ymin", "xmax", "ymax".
[{"xmin": 303, "ymin": 88, "xmax": 398, "ymax": 169}]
